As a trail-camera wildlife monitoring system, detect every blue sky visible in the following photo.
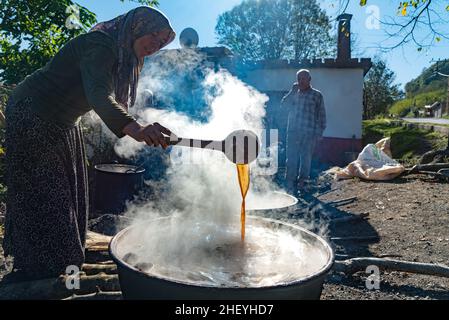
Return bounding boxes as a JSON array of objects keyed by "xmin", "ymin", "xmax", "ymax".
[{"xmin": 75, "ymin": 0, "xmax": 449, "ymax": 90}]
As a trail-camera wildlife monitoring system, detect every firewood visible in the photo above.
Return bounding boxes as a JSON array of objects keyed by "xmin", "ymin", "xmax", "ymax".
[
  {"xmin": 333, "ymin": 257, "xmax": 449, "ymax": 278},
  {"xmin": 81, "ymin": 264, "xmax": 117, "ymax": 275},
  {"xmin": 407, "ymin": 163, "xmax": 449, "ymax": 174},
  {"xmin": 62, "ymin": 291, "xmax": 122, "ymax": 300},
  {"xmin": 86, "ymin": 231, "xmax": 112, "ymax": 251},
  {"xmin": 331, "ymin": 235, "xmax": 379, "ymax": 242},
  {"xmin": 85, "ymin": 250, "xmax": 111, "ymax": 264},
  {"xmin": 0, "ymin": 273, "xmax": 120, "ymax": 300}
]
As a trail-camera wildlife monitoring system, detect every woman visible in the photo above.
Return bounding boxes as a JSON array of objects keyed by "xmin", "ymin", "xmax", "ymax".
[{"xmin": 2, "ymin": 6, "xmax": 176, "ymax": 281}]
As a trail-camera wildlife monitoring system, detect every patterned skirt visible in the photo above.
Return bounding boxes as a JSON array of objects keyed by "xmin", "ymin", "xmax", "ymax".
[{"xmin": 2, "ymin": 96, "xmax": 89, "ymax": 281}]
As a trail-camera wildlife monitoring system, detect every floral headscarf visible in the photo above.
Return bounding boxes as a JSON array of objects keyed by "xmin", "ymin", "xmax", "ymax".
[{"xmin": 90, "ymin": 6, "xmax": 175, "ymax": 109}]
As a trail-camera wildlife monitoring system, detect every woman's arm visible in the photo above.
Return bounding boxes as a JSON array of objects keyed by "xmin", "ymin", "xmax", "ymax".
[{"xmin": 122, "ymin": 121, "xmax": 173, "ymax": 149}]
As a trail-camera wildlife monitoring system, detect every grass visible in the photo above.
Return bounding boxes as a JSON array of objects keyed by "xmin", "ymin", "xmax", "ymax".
[
  {"xmin": 389, "ymin": 89, "xmax": 447, "ymax": 117},
  {"xmin": 363, "ymin": 119, "xmax": 448, "ymax": 164}
]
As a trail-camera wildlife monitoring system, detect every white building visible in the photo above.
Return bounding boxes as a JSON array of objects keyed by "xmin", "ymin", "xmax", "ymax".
[{"xmin": 224, "ymin": 14, "xmax": 372, "ymax": 165}]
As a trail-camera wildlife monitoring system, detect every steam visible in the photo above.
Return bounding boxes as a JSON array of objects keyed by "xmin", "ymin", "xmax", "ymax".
[
  {"xmin": 97, "ymin": 48, "xmax": 330, "ymax": 287},
  {"xmin": 118, "ymin": 48, "xmax": 272, "ymax": 227}
]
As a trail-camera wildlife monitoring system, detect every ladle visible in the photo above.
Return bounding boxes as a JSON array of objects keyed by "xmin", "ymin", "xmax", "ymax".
[{"xmin": 163, "ymin": 130, "xmax": 260, "ymax": 164}]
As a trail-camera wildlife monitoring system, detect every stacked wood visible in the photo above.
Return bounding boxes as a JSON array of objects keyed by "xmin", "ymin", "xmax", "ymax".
[
  {"xmin": 0, "ymin": 231, "xmax": 121, "ymax": 300},
  {"xmin": 0, "ymin": 272, "xmax": 120, "ymax": 300}
]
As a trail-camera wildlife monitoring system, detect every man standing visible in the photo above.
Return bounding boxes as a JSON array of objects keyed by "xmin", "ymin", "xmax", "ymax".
[{"xmin": 279, "ymin": 69, "xmax": 326, "ymax": 194}]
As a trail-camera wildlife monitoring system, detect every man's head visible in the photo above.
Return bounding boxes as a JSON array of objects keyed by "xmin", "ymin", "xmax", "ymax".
[{"xmin": 296, "ymin": 69, "xmax": 312, "ymax": 91}]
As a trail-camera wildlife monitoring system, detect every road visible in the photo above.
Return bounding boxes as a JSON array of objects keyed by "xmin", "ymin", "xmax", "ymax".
[{"xmin": 402, "ymin": 118, "xmax": 449, "ymax": 125}]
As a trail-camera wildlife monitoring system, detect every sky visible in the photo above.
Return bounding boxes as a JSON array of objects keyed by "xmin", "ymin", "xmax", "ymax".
[{"xmin": 75, "ymin": 0, "xmax": 449, "ymax": 90}]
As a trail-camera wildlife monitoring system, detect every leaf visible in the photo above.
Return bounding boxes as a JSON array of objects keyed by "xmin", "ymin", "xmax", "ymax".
[
  {"xmin": 360, "ymin": 0, "xmax": 367, "ymax": 6},
  {"xmin": 402, "ymin": 4, "xmax": 408, "ymax": 16},
  {"xmin": 436, "ymin": 37, "xmax": 441, "ymax": 42}
]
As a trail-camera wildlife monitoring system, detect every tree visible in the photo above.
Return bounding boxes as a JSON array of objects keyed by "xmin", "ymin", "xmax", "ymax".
[
  {"xmin": 215, "ymin": 0, "xmax": 334, "ymax": 61},
  {"xmin": 335, "ymin": 0, "xmax": 449, "ymax": 50},
  {"xmin": 364, "ymin": 58, "xmax": 403, "ymax": 119},
  {"xmin": 0, "ymin": 0, "xmax": 158, "ymax": 84}
]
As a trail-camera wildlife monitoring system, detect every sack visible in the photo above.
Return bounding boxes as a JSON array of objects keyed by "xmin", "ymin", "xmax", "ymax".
[{"xmin": 334, "ymin": 138, "xmax": 405, "ymax": 181}]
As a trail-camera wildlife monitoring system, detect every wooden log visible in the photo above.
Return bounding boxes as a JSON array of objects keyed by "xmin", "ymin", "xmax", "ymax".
[
  {"xmin": 407, "ymin": 163, "xmax": 449, "ymax": 174},
  {"xmin": 333, "ymin": 257, "xmax": 449, "ymax": 278},
  {"xmin": 331, "ymin": 235, "xmax": 379, "ymax": 243},
  {"xmin": 63, "ymin": 291, "xmax": 122, "ymax": 300},
  {"xmin": 81, "ymin": 264, "xmax": 117, "ymax": 275},
  {"xmin": 86, "ymin": 231, "xmax": 112, "ymax": 251},
  {"xmin": 0, "ymin": 273, "xmax": 120, "ymax": 300},
  {"xmin": 85, "ymin": 250, "xmax": 111, "ymax": 264}
]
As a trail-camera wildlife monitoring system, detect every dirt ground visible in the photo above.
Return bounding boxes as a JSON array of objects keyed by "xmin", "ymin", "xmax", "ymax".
[
  {"xmin": 1, "ymin": 173, "xmax": 449, "ymax": 300},
  {"xmin": 316, "ymin": 174, "xmax": 449, "ymax": 300}
]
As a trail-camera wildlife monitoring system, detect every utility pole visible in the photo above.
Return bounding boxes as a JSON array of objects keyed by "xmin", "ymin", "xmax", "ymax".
[{"xmin": 432, "ymin": 59, "xmax": 449, "ymax": 115}]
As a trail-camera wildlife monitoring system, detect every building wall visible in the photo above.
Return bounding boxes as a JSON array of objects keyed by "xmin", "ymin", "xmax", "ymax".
[
  {"xmin": 239, "ymin": 67, "xmax": 366, "ymax": 166},
  {"xmin": 240, "ymin": 67, "xmax": 365, "ymax": 139}
]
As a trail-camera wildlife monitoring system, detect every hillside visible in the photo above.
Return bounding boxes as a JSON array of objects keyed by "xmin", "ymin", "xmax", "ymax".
[{"xmin": 390, "ymin": 60, "xmax": 448, "ymax": 116}]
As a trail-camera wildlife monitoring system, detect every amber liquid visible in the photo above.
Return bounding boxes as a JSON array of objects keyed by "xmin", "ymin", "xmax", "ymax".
[{"xmin": 236, "ymin": 164, "xmax": 250, "ymax": 241}]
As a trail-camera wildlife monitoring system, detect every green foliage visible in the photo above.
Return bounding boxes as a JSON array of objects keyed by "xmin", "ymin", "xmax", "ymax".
[
  {"xmin": 390, "ymin": 88, "xmax": 447, "ymax": 116},
  {"xmin": 363, "ymin": 119, "xmax": 447, "ymax": 161},
  {"xmin": 404, "ymin": 60, "xmax": 449, "ymax": 97},
  {"xmin": 0, "ymin": 0, "xmax": 97, "ymax": 84},
  {"xmin": 0, "ymin": 0, "xmax": 160, "ymax": 84},
  {"xmin": 364, "ymin": 58, "xmax": 403, "ymax": 119},
  {"xmin": 389, "ymin": 59, "xmax": 448, "ymax": 117},
  {"xmin": 215, "ymin": 0, "xmax": 334, "ymax": 61}
]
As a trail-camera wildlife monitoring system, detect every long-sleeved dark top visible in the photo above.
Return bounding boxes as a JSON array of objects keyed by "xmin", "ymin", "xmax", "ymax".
[{"xmin": 11, "ymin": 31, "xmax": 135, "ymax": 138}]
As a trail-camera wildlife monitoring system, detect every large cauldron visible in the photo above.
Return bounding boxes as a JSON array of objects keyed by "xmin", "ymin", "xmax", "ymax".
[
  {"xmin": 109, "ymin": 216, "xmax": 334, "ymax": 300},
  {"xmin": 94, "ymin": 164, "xmax": 145, "ymax": 215},
  {"xmin": 246, "ymin": 191, "xmax": 298, "ymax": 215}
]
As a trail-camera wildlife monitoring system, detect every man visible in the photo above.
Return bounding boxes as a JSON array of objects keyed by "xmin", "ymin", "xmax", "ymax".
[{"xmin": 279, "ymin": 69, "xmax": 326, "ymax": 194}]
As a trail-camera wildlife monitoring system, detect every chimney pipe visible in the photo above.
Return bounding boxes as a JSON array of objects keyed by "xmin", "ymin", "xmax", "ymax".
[{"xmin": 337, "ymin": 13, "xmax": 352, "ymax": 61}]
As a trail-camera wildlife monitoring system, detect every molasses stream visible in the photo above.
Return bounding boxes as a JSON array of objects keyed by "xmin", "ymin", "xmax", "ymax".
[{"xmin": 162, "ymin": 130, "xmax": 259, "ymax": 241}]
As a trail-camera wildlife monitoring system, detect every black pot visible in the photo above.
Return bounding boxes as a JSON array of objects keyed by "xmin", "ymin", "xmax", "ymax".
[
  {"xmin": 94, "ymin": 164, "xmax": 145, "ymax": 215},
  {"xmin": 109, "ymin": 216, "xmax": 334, "ymax": 300}
]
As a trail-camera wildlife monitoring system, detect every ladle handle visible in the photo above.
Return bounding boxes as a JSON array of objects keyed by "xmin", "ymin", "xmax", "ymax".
[{"xmin": 163, "ymin": 136, "xmax": 224, "ymax": 151}]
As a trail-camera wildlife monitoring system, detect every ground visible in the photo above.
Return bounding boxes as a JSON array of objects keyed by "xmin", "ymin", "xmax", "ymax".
[
  {"xmin": 1, "ymin": 174, "xmax": 449, "ymax": 299},
  {"xmin": 318, "ymin": 174, "xmax": 449, "ymax": 300}
]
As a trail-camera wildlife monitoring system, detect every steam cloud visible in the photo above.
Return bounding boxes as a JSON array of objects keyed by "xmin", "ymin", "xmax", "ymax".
[{"xmin": 94, "ymin": 48, "xmax": 330, "ymax": 286}]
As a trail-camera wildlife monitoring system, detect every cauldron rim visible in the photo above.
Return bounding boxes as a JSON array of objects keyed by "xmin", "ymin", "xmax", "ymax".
[
  {"xmin": 94, "ymin": 163, "xmax": 146, "ymax": 175},
  {"xmin": 246, "ymin": 191, "xmax": 298, "ymax": 211},
  {"xmin": 109, "ymin": 216, "xmax": 334, "ymax": 291}
]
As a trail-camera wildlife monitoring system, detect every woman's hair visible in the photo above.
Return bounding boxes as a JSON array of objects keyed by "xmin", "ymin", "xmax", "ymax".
[{"xmin": 90, "ymin": 7, "xmax": 176, "ymax": 109}]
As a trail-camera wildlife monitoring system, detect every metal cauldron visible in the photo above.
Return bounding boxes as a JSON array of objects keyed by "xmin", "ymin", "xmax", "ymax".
[
  {"xmin": 94, "ymin": 164, "xmax": 145, "ymax": 215},
  {"xmin": 109, "ymin": 216, "xmax": 334, "ymax": 300},
  {"xmin": 246, "ymin": 191, "xmax": 298, "ymax": 216}
]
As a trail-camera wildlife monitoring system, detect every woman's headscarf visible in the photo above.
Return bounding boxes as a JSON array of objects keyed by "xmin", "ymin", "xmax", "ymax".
[{"xmin": 90, "ymin": 6, "xmax": 175, "ymax": 109}]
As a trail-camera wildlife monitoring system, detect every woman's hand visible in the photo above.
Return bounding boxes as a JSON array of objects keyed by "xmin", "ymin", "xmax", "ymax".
[{"xmin": 122, "ymin": 121, "xmax": 173, "ymax": 149}]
